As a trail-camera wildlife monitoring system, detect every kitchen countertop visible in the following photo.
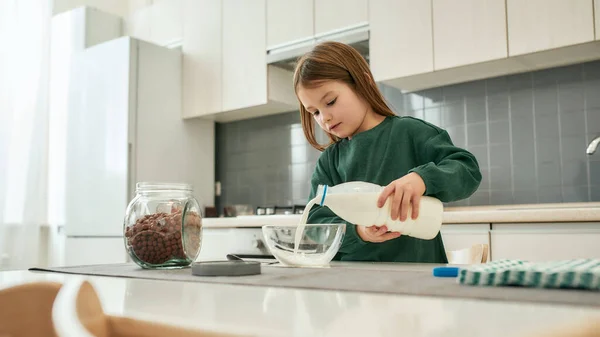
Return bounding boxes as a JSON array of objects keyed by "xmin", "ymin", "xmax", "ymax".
[
  {"xmin": 2, "ymin": 265, "xmax": 600, "ymax": 337},
  {"xmin": 203, "ymin": 202, "xmax": 600, "ymax": 228}
]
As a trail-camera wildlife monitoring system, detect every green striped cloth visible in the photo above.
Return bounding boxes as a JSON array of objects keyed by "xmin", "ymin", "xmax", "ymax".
[{"xmin": 458, "ymin": 259, "xmax": 600, "ymax": 290}]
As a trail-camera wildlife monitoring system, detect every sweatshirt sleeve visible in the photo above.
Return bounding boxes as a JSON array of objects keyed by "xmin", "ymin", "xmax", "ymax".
[
  {"xmin": 306, "ymin": 152, "xmax": 367, "ymax": 255},
  {"xmin": 408, "ymin": 122, "xmax": 482, "ymax": 203}
]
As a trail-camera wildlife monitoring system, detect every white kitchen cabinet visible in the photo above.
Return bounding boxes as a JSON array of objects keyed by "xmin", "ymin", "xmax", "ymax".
[
  {"xmin": 222, "ymin": 0, "xmax": 268, "ymax": 112},
  {"xmin": 125, "ymin": 5, "xmax": 152, "ymax": 42},
  {"xmin": 369, "ymin": 0, "xmax": 433, "ymax": 81},
  {"xmin": 433, "ymin": 0, "xmax": 507, "ymax": 70},
  {"xmin": 440, "ymin": 224, "xmax": 491, "ymax": 260},
  {"xmin": 314, "ymin": 0, "xmax": 368, "ymax": 36},
  {"xmin": 491, "ymin": 223, "xmax": 600, "ymax": 262},
  {"xmin": 507, "ymin": 0, "xmax": 595, "ymax": 56},
  {"xmin": 267, "ymin": 0, "xmax": 314, "ymax": 48},
  {"xmin": 149, "ymin": 0, "xmax": 182, "ymax": 46},
  {"xmin": 183, "ymin": 0, "xmax": 296, "ymax": 122},
  {"xmin": 182, "ymin": 0, "xmax": 222, "ymax": 117},
  {"xmin": 125, "ymin": 0, "xmax": 182, "ymax": 47}
]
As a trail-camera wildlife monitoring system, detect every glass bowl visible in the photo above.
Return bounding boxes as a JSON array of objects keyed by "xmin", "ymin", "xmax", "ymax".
[{"xmin": 262, "ymin": 224, "xmax": 346, "ymax": 267}]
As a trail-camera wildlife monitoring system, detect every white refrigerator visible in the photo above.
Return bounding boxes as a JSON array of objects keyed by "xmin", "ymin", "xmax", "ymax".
[{"xmin": 61, "ymin": 35, "xmax": 214, "ymax": 266}]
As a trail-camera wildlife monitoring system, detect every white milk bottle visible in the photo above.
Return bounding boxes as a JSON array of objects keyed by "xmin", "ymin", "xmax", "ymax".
[{"xmin": 313, "ymin": 181, "xmax": 444, "ymax": 240}]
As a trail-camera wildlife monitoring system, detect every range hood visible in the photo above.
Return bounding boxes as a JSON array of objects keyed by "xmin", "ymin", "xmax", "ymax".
[{"xmin": 266, "ymin": 23, "xmax": 370, "ymax": 72}]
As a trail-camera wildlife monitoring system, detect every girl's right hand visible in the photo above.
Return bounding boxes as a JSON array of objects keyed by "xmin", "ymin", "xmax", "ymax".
[{"xmin": 356, "ymin": 225, "xmax": 401, "ymax": 243}]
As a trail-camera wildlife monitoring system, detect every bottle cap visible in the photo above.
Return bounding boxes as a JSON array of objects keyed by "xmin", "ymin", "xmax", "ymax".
[{"xmin": 432, "ymin": 266, "xmax": 459, "ymax": 277}]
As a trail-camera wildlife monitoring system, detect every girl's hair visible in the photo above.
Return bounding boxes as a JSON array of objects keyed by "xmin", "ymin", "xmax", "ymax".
[{"xmin": 293, "ymin": 41, "xmax": 396, "ymax": 151}]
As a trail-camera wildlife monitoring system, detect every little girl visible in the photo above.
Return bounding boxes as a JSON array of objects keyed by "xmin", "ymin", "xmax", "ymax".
[{"xmin": 294, "ymin": 41, "xmax": 482, "ymax": 263}]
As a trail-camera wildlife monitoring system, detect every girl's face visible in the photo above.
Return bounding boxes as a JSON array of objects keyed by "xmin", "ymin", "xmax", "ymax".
[{"xmin": 297, "ymin": 80, "xmax": 372, "ymax": 139}]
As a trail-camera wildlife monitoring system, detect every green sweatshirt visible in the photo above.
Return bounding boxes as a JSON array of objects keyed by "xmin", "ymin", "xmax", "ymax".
[{"xmin": 306, "ymin": 115, "xmax": 482, "ymax": 263}]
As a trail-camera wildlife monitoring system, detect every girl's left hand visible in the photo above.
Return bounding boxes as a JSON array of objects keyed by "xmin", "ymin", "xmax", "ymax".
[{"xmin": 377, "ymin": 172, "xmax": 426, "ymax": 222}]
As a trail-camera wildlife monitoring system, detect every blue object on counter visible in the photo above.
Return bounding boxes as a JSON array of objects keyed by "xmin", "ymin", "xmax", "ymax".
[{"xmin": 433, "ymin": 266, "xmax": 459, "ymax": 277}]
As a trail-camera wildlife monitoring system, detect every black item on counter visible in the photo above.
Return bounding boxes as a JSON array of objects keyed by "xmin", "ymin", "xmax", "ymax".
[{"xmin": 191, "ymin": 261, "xmax": 261, "ymax": 277}]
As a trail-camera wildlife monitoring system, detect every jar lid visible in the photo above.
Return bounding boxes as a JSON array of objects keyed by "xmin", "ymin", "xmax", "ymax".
[
  {"xmin": 191, "ymin": 261, "xmax": 261, "ymax": 277},
  {"xmin": 136, "ymin": 182, "xmax": 193, "ymax": 192}
]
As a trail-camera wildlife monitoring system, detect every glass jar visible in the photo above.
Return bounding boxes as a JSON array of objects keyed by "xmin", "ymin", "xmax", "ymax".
[{"xmin": 123, "ymin": 182, "xmax": 203, "ymax": 269}]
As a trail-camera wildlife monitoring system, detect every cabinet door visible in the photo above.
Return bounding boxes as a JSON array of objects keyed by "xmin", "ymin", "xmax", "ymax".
[
  {"xmin": 507, "ymin": 0, "xmax": 595, "ymax": 56},
  {"xmin": 125, "ymin": 5, "xmax": 152, "ymax": 42},
  {"xmin": 267, "ymin": 0, "xmax": 314, "ymax": 48},
  {"xmin": 369, "ymin": 0, "xmax": 433, "ymax": 81},
  {"xmin": 222, "ymin": 0, "xmax": 267, "ymax": 112},
  {"xmin": 149, "ymin": 0, "xmax": 182, "ymax": 46},
  {"xmin": 491, "ymin": 223, "xmax": 600, "ymax": 261},
  {"xmin": 314, "ymin": 0, "xmax": 368, "ymax": 35},
  {"xmin": 433, "ymin": 0, "xmax": 507, "ymax": 70},
  {"xmin": 182, "ymin": 0, "xmax": 222, "ymax": 117}
]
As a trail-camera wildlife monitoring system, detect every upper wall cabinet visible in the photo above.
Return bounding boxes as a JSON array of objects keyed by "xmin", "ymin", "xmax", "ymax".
[
  {"xmin": 433, "ymin": 0, "xmax": 507, "ymax": 70},
  {"xmin": 222, "ymin": 0, "xmax": 267, "ymax": 112},
  {"xmin": 372, "ymin": 0, "xmax": 600, "ymax": 93},
  {"xmin": 314, "ymin": 0, "xmax": 368, "ymax": 35},
  {"xmin": 125, "ymin": 0, "xmax": 182, "ymax": 47},
  {"xmin": 369, "ymin": 0, "xmax": 433, "ymax": 81},
  {"xmin": 125, "ymin": 5, "xmax": 152, "ymax": 42},
  {"xmin": 149, "ymin": 0, "xmax": 182, "ymax": 46},
  {"xmin": 507, "ymin": 0, "xmax": 595, "ymax": 56},
  {"xmin": 267, "ymin": 0, "xmax": 314, "ymax": 48},
  {"xmin": 182, "ymin": 0, "xmax": 296, "ymax": 122},
  {"xmin": 182, "ymin": 0, "xmax": 222, "ymax": 118}
]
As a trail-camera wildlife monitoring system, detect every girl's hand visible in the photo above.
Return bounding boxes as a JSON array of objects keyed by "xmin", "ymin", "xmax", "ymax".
[
  {"xmin": 356, "ymin": 225, "xmax": 401, "ymax": 243},
  {"xmin": 377, "ymin": 172, "xmax": 426, "ymax": 222}
]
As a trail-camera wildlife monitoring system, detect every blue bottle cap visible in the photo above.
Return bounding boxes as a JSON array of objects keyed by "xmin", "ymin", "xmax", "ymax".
[{"xmin": 433, "ymin": 266, "xmax": 459, "ymax": 277}]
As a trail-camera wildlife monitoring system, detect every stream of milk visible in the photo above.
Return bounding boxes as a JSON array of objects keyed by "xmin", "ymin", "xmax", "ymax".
[{"xmin": 293, "ymin": 197, "xmax": 318, "ymax": 254}]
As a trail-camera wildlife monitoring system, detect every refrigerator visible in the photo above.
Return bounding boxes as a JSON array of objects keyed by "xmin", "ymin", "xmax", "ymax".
[{"xmin": 59, "ymin": 34, "xmax": 214, "ymax": 266}]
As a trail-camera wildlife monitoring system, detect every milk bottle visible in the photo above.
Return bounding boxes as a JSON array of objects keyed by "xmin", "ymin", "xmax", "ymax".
[{"xmin": 302, "ymin": 181, "xmax": 444, "ymax": 240}]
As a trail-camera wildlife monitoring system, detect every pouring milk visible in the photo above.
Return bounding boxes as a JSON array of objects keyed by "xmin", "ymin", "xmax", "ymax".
[{"xmin": 294, "ymin": 181, "xmax": 444, "ymax": 253}]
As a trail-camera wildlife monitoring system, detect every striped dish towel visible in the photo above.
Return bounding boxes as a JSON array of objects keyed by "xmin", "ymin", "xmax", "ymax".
[{"xmin": 458, "ymin": 259, "xmax": 600, "ymax": 290}]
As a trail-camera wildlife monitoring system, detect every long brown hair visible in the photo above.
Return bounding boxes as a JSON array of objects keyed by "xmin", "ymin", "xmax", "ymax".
[{"xmin": 293, "ymin": 41, "xmax": 396, "ymax": 151}]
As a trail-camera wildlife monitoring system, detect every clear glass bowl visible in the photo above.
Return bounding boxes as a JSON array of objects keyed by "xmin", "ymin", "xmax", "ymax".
[
  {"xmin": 262, "ymin": 224, "xmax": 346, "ymax": 267},
  {"xmin": 123, "ymin": 182, "xmax": 203, "ymax": 269}
]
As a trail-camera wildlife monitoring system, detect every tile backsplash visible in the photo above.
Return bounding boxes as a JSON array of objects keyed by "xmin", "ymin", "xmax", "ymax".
[{"xmin": 216, "ymin": 61, "xmax": 600, "ymax": 211}]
